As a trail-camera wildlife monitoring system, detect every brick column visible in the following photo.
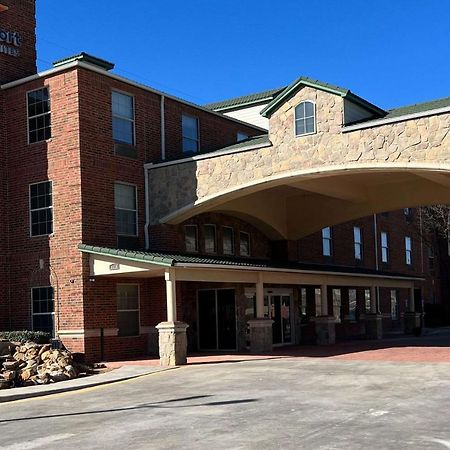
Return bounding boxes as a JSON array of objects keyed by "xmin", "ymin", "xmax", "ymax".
[
  {"xmin": 404, "ymin": 287, "xmax": 421, "ymax": 334},
  {"xmin": 315, "ymin": 284, "xmax": 336, "ymax": 345},
  {"xmin": 365, "ymin": 285, "xmax": 383, "ymax": 339}
]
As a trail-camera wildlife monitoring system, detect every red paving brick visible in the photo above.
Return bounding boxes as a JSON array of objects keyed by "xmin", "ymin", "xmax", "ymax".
[{"xmin": 105, "ymin": 335, "xmax": 450, "ymax": 368}]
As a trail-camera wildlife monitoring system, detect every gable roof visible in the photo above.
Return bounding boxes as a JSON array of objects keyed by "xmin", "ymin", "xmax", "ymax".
[
  {"xmin": 260, "ymin": 76, "xmax": 386, "ymax": 119},
  {"xmin": 205, "ymin": 87, "xmax": 286, "ymax": 111}
]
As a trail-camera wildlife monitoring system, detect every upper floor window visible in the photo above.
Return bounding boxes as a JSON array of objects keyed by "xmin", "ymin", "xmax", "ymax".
[
  {"xmin": 184, "ymin": 225, "xmax": 198, "ymax": 252},
  {"xmin": 239, "ymin": 231, "xmax": 250, "ymax": 257},
  {"xmin": 117, "ymin": 284, "xmax": 140, "ymax": 337},
  {"xmin": 31, "ymin": 286, "xmax": 55, "ymax": 335},
  {"xmin": 204, "ymin": 224, "xmax": 217, "ymax": 254},
  {"xmin": 223, "ymin": 226, "xmax": 235, "ymax": 255},
  {"xmin": 114, "ymin": 183, "xmax": 137, "ymax": 236},
  {"xmin": 322, "ymin": 227, "xmax": 332, "ymax": 256},
  {"xmin": 30, "ymin": 181, "xmax": 53, "ymax": 236},
  {"xmin": 237, "ymin": 132, "xmax": 248, "ymax": 142},
  {"xmin": 112, "ymin": 91, "xmax": 135, "ymax": 146},
  {"xmin": 27, "ymin": 88, "xmax": 51, "ymax": 144},
  {"xmin": 353, "ymin": 226, "xmax": 363, "ymax": 260},
  {"xmin": 405, "ymin": 236, "xmax": 412, "ymax": 265},
  {"xmin": 295, "ymin": 101, "xmax": 316, "ymax": 136},
  {"xmin": 182, "ymin": 115, "xmax": 199, "ymax": 153},
  {"xmin": 381, "ymin": 231, "xmax": 389, "ymax": 263}
]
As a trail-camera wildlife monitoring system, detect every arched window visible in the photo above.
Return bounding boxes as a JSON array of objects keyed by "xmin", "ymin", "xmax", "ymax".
[{"xmin": 295, "ymin": 101, "xmax": 316, "ymax": 136}]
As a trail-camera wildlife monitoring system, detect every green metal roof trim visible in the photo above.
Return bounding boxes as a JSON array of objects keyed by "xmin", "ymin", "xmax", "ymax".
[
  {"xmin": 260, "ymin": 76, "xmax": 386, "ymax": 118},
  {"xmin": 79, "ymin": 244, "xmax": 420, "ymax": 279},
  {"xmin": 205, "ymin": 87, "xmax": 286, "ymax": 111},
  {"xmin": 385, "ymin": 95, "xmax": 450, "ymax": 119},
  {"xmin": 53, "ymin": 53, "xmax": 115, "ymax": 71}
]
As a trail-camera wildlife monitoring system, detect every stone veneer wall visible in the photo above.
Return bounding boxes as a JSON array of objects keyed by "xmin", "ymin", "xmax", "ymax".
[{"xmin": 148, "ymin": 86, "xmax": 450, "ymax": 225}]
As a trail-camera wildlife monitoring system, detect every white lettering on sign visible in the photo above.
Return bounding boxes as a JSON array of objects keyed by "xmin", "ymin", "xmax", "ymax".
[
  {"xmin": 0, "ymin": 28, "xmax": 22, "ymax": 57},
  {"xmin": 109, "ymin": 263, "xmax": 120, "ymax": 271}
]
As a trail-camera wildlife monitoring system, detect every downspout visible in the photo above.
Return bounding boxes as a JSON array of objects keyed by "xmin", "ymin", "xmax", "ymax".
[
  {"xmin": 373, "ymin": 214, "xmax": 380, "ymax": 312},
  {"xmin": 160, "ymin": 95, "xmax": 166, "ymax": 161}
]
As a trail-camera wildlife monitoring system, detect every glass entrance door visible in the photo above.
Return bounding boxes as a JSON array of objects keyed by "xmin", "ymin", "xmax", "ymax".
[{"xmin": 268, "ymin": 294, "xmax": 292, "ymax": 345}]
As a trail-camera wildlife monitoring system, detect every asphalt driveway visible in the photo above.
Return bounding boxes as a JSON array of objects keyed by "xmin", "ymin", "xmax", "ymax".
[{"xmin": 1, "ymin": 354, "xmax": 450, "ymax": 449}]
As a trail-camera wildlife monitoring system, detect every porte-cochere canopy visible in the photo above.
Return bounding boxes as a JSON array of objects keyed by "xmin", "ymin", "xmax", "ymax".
[{"xmin": 147, "ymin": 78, "xmax": 450, "ymax": 239}]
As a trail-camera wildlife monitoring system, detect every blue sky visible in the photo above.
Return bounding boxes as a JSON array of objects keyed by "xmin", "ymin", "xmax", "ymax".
[{"xmin": 37, "ymin": 0, "xmax": 450, "ymax": 109}]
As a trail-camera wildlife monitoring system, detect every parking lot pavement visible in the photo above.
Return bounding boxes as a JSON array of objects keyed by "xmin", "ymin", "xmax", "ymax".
[{"xmin": 1, "ymin": 356, "xmax": 450, "ymax": 449}]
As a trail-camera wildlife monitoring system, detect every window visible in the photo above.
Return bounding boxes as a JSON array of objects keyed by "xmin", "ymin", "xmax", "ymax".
[
  {"xmin": 403, "ymin": 208, "xmax": 411, "ymax": 216},
  {"xmin": 353, "ymin": 227, "xmax": 363, "ymax": 260},
  {"xmin": 112, "ymin": 91, "xmax": 135, "ymax": 145},
  {"xmin": 300, "ymin": 288, "xmax": 307, "ymax": 316},
  {"xmin": 390, "ymin": 290, "xmax": 398, "ymax": 320},
  {"xmin": 295, "ymin": 101, "xmax": 316, "ymax": 136},
  {"xmin": 364, "ymin": 289, "xmax": 371, "ymax": 313},
  {"xmin": 184, "ymin": 225, "xmax": 198, "ymax": 252},
  {"xmin": 332, "ymin": 289, "xmax": 341, "ymax": 323},
  {"xmin": 348, "ymin": 289, "xmax": 357, "ymax": 321},
  {"xmin": 223, "ymin": 227, "xmax": 235, "ymax": 255},
  {"xmin": 182, "ymin": 115, "xmax": 199, "ymax": 153},
  {"xmin": 31, "ymin": 286, "xmax": 54, "ymax": 335},
  {"xmin": 428, "ymin": 246, "xmax": 435, "ymax": 270},
  {"xmin": 405, "ymin": 236, "xmax": 412, "ymax": 265},
  {"xmin": 117, "ymin": 284, "xmax": 140, "ymax": 337},
  {"xmin": 114, "ymin": 183, "xmax": 137, "ymax": 236},
  {"xmin": 204, "ymin": 224, "xmax": 216, "ymax": 254},
  {"xmin": 27, "ymin": 87, "xmax": 51, "ymax": 144},
  {"xmin": 322, "ymin": 227, "xmax": 332, "ymax": 256},
  {"xmin": 239, "ymin": 231, "xmax": 250, "ymax": 257},
  {"xmin": 237, "ymin": 132, "xmax": 248, "ymax": 142},
  {"xmin": 314, "ymin": 288, "xmax": 322, "ymax": 317},
  {"xmin": 381, "ymin": 232, "xmax": 389, "ymax": 263},
  {"xmin": 30, "ymin": 181, "xmax": 53, "ymax": 236}
]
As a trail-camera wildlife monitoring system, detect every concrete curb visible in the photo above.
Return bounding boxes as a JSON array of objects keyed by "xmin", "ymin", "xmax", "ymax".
[{"xmin": 0, "ymin": 366, "xmax": 175, "ymax": 403}]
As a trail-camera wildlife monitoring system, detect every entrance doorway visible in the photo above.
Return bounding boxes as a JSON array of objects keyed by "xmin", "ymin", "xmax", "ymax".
[
  {"xmin": 198, "ymin": 289, "xmax": 237, "ymax": 351},
  {"xmin": 268, "ymin": 294, "xmax": 292, "ymax": 345}
]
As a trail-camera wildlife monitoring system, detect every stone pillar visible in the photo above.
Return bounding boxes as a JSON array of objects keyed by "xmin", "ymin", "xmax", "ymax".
[
  {"xmin": 320, "ymin": 284, "xmax": 328, "ymax": 316},
  {"xmin": 156, "ymin": 269, "xmax": 189, "ymax": 366},
  {"xmin": 248, "ymin": 274, "xmax": 273, "ymax": 353},
  {"xmin": 156, "ymin": 322, "xmax": 188, "ymax": 366},
  {"xmin": 315, "ymin": 316, "xmax": 336, "ymax": 345},
  {"xmin": 365, "ymin": 314, "xmax": 383, "ymax": 340}
]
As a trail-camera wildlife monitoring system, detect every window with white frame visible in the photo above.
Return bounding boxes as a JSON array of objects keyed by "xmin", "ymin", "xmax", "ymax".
[
  {"xmin": 381, "ymin": 231, "xmax": 389, "ymax": 263},
  {"xmin": 117, "ymin": 284, "xmax": 140, "ymax": 337},
  {"xmin": 182, "ymin": 115, "xmax": 199, "ymax": 153},
  {"xmin": 364, "ymin": 289, "xmax": 371, "ymax": 313},
  {"xmin": 31, "ymin": 286, "xmax": 54, "ymax": 335},
  {"xmin": 114, "ymin": 183, "xmax": 137, "ymax": 236},
  {"xmin": 112, "ymin": 91, "xmax": 135, "ymax": 145},
  {"xmin": 28, "ymin": 87, "xmax": 51, "ymax": 144},
  {"xmin": 239, "ymin": 231, "xmax": 250, "ymax": 257},
  {"xmin": 223, "ymin": 227, "xmax": 235, "ymax": 255},
  {"xmin": 348, "ymin": 289, "xmax": 357, "ymax": 321},
  {"xmin": 353, "ymin": 226, "xmax": 363, "ymax": 260},
  {"xmin": 322, "ymin": 227, "xmax": 332, "ymax": 256},
  {"xmin": 237, "ymin": 132, "xmax": 248, "ymax": 142},
  {"xmin": 295, "ymin": 101, "xmax": 316, "ymax": 136},
  {"xmin": 390, "ymin": 290, "xmax": 398, "ymax": 320},
  {"xmin": 204, "ymin": 224, "xmax": 216, "ymax": 253},
  {"xmin": 30, "ymin": 181, "xmax": 53, "ymax": 236},
  {"xmin": 332, "ymin": 289, "xmax": 341, "ymax": 323},
  {"xmin": 184, "ymin": 225, "xmax": 198, "ymax": 252},
  {"xmin": 405, "ymin": 236, "xmax": 412, "ymax": 265},
  {"xmin": 300, "ymin": 288, "xmax": 307, "ymax": 316}
]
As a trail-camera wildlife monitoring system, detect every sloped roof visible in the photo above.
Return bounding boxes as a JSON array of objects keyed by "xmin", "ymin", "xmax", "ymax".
[
  {"xmin": 260, "ymin": 76, "xmax": 386, "ymax": 118},
  {"xmin": 385, "ymin": 96, "xmax": 450, "ymax": 119},
  {"xmin": 205, "ymin": 87, "xmax": 286, "ymax": 111},
  {"xmin": 79, "ymin": 244, "xmax": 421, "ymax": 279}
]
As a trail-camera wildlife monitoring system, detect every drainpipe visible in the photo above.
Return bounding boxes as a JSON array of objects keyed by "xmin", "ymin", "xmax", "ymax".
[
  {"xmin": 144, "ymin": 165, "xmax": 150, "ymax": 250},
  {"xmin": 160, "ymin": 95, "xmax": 166, "ymax": 161},
  {"xmin": 373, "ymin": 214, "xmax": 380, "ymax": 312}
]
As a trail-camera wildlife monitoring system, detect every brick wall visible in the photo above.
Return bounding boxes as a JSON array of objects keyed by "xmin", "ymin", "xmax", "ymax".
[{"xmin": 0, "ymin": 0, "xmax": 36, "ymax": 84}]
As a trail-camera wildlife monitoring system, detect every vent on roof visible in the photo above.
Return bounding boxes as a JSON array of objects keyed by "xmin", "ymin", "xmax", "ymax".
[{"xmin": 52, "ymin": 52, "xmax": 115, "ymax": 71}]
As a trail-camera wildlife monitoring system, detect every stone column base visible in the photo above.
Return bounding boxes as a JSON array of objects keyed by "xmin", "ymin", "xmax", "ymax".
[
  {"xmin": 365, "ymin": 314, "xmax": 383, "ymax": 340},
  {"xmin": 404, "ymin": 312, "xmax": 421, "ymax": 335},
  {"xmin": 315, "ymin": 316, "xmax": 336, "ymax": 345},
  {"xmin": 156, "ymin": 321, "xmax": 189, "ymax": 366},
  {"xmin": 248, "ymin": 319, "xmax": 274, "ymax": 353}
]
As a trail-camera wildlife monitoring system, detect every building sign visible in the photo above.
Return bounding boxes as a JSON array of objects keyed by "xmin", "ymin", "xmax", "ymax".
[{"xmin": 0, "ymin": 28, "xmax": 22, "ymax": 57}]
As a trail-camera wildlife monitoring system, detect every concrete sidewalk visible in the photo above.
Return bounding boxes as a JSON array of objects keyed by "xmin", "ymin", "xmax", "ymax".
[{"xmin": 0, "ymin": 365, "xmax": 173, "ymax": 403}]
